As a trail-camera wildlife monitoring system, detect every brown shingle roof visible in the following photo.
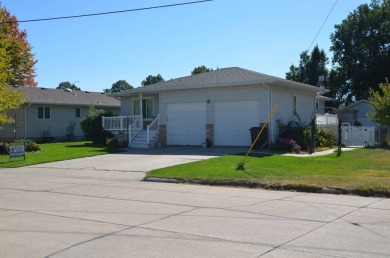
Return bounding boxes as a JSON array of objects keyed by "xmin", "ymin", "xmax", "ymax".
[{"xmin": 7, "ymin": 86, "xmax": 120, "ymax": 108}]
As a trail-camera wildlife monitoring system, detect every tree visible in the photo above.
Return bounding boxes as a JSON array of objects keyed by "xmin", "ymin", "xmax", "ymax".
[
  {"xmin": 103, "ymin": 80, "xmax": 133, "ymax": 93},
  {"xmin": 0, "ymin": 4, "xmax": 37, "ymax": 86},
  {"xmin": 286, "ymin": 45, "xmax": 329, "ymax": 86},
  {"xmin": 368, "ymin": 79, "xmax": 390, "ymax": 126},
  {"xmin": 80, "ymin": 106, "xmax": 115, "ymax": 144},
  {"xmin": 330, "ymin": 0, "xmax": 390, "ymax": 104},
  {"xmin": 56, "ymin": 81, "xmax": 80, "ymax": 91},
  {"xmin": 191, "ymin": 65, "xmax": 213, "ymax": 75},
  {"xmin": 141, "ymin": 74, "xmax": 164, "ymax": 86},
  {"xmin": 0, "ymin": 85, "xmax": 26, "ymax": 124}
]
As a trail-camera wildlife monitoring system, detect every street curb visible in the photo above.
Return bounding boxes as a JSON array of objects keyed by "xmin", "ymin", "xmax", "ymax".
[
  {"xmin": 143, "ymin": 177, "xmax": 390, "ymax": 198},
  {"xmin": 144, "ymin": 177, "xmax": 184, "ymax": 184}
]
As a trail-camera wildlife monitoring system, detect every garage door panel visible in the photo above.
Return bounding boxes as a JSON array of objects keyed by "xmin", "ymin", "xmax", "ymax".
[
  {"xmin": 167, "ymin": 102, "xmax": 206, "ymax": 146},
  {"xmin": 214, "ymin": 100, "xmax": 260, "ymax": 146}
]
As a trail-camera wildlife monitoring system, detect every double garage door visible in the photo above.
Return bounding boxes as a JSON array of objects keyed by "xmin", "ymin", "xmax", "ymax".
[{"xmin": 167, "ymin": 100, "xmax": 261, "ymax": 146}]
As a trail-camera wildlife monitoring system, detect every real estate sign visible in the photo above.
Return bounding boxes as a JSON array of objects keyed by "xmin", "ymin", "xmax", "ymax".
[{"xmin": 9, "ymin": 144, "xmax": 25, "ymax": 161}]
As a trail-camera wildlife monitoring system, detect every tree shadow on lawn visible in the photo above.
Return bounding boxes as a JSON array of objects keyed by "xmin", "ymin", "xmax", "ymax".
[{"xmin": 64, "ymin": 142, "xmax": 104, "ymax": 148}]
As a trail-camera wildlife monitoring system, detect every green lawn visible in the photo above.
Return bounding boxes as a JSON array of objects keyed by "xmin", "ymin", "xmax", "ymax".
[
  {"xmin": 0, "ymin": 141, "xmax": 110, "ymax": 168},
  {"xmin": 147, "ymin": 148, "xmax": 390, "ymax": 196}
]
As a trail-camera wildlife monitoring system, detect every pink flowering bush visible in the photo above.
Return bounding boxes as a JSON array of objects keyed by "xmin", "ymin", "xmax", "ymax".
[{"xmin": 276, "ymin": 138, "xmax": 301, "ymax": 153}]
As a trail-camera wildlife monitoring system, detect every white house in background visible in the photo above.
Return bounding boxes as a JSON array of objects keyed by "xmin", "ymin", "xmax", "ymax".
[
  {"xmin": 341, "ymin": 100, "xmax": 380, "ymax": 128},
  {"xmin": 106, "ymin": 67, "xmax": 328, "ymax": 148},
  {"xmin": 0, "ymin": 86, "xmax": 120, "ymax": 141}
]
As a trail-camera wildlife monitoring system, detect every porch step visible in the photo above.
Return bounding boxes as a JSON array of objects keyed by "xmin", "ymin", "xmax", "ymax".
[{"xmin": 128, "ymin": 130, "xmax": 158, "ymax": 149}]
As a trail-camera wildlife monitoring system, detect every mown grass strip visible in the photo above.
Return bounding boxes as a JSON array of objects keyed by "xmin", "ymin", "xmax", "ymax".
[
  {"xmin": 147, "ymin": 148, "xmax": 390, "ymax": 196},
  {"xmin": 0, "ymin": 141, "xmax": 110, "ymax": 168}
]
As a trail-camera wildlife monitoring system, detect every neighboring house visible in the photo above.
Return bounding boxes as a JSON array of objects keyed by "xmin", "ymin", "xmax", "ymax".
[
  {"xmin": 0, "ymin": 86, "xmax": 120, "ymax": 141},
  {"xmin": 341, "ymin": 100, "xmax": 380, "ymax": 127},
  {"xmin": 341, "ymin": 100, "xmax": 390, "ymax": 145},
  {"xmin": 107, "ymin": 67, "xmax": 328, "ymax": 148}
]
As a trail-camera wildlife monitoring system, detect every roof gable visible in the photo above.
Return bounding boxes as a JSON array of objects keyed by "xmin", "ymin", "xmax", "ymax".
[{"xmin": 343, "ymin": 100, "xmax": 370, "ymax": 110}]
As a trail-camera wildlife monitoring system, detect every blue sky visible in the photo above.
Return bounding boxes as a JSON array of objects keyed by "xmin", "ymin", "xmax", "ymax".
[{"xmin": 3, "ymin": 0, "xmax": 369, "ymax": 92}]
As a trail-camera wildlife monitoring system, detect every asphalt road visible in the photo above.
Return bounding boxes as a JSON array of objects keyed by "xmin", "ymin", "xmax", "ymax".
[{"xmin": 0, "ymin": 148, "xmax": 389, "ymax": 257}]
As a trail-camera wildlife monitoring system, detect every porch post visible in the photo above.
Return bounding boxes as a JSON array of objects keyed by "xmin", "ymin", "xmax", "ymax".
[{"xmin": 139, "ymin": 93, "xmax": 143, "ymax": 129}]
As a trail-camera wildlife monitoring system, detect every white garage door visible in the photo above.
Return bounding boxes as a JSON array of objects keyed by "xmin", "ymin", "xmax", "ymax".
[
  {"xmin": 167, "ymin": 102, "xmax": 206, "ymax": 145},
  {"xmin": 214, "ymin": 100, "xmax": 260, "ymax": 146}
]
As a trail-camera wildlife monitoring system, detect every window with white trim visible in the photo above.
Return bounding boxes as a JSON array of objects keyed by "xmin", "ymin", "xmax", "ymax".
[
  {"xmin": 38, "ymin": 107, "xmax": 50, "ymax": 119},
  {"xmin": 133, "ymin": 98, "xmax": 154, "ymax": 119}
]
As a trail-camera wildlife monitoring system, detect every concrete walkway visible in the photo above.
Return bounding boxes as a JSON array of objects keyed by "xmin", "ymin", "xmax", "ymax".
[
  {"xmin": 0, "ymin": 148, "xmax": 389, "ymax": 257},
  {"xmin": 283, "ymin": 147, "xmax": 356, "ymax": 157}
]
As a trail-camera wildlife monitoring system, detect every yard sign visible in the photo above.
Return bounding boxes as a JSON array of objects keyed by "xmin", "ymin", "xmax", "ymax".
[{"xmin": 9, "ymin": 144, "xmax": 25, "ymax": 161}]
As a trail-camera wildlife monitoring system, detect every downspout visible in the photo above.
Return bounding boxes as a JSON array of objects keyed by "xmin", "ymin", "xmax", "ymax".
[
  {"xmin": 24, "ymin": 103, "xmax": 31, "ymax": 139},
  {"xmin": 262, "ymin": 82, "xmax": 273, "ymax": 143}
]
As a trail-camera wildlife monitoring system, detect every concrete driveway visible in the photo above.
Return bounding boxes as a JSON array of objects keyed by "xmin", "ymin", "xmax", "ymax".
[{"xmin": 0, "ymin": 147, "xmax": 389, "ymax": 257}]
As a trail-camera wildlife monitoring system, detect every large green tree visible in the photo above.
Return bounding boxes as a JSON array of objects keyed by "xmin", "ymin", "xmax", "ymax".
[
  {"xmin": 191, "ymin": 65, "xmax": 213, "ymax": 75},
  {"xmin": 104, "ymin": 80, "xmax": 133, "ymax": 93},
  {"xmin": 286, "ymin": 45, "xmax": 329, "ymax": 87},
  {"xmin": 368, "ymin": 79, "xmax": 390, "ymax": 126},
  {"xmin": 141, "ymin": 74, "xmax": 164, "ymax": 86},
  {"xmin": 0, "ymin": 4, "xmax": 37, "ymax": 86},
  {"xmin": 330, "ymin": 0, "xmax": 390, "ymax": 103},
  {"xmin": 56, "ymin": 81, "xmax": 80, "ymax": 91}
]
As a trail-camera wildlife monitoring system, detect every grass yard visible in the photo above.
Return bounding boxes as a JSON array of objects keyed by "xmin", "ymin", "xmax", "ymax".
[
  {"xmin": 0, "ymin": 141, "xmax": 110, "ymax": 168},
  {"xmin": 147, "ymin": 148, "xmax": 390, "ymax": 196}
]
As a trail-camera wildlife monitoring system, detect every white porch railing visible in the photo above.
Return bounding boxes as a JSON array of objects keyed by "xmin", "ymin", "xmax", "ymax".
[
  {"xmin": 128, "ymin": 115, "xmax": 142, "ymax": 143},
  {"xmin": 102, "ymin": 116, "xmax": 136, "ymax": 131},
  {"xmin": 147, "ymin": 114, "xmax": 160, "ymax": 145}
]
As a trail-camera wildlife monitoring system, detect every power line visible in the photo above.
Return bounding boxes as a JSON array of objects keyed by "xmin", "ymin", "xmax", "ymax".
[
  {"xmin": 307, "ymin": 0, "xmax": 338, "ymax": 51},
  {"xmin": 6, "ymin": 0, "xmax": 213, "ymax": 24}
]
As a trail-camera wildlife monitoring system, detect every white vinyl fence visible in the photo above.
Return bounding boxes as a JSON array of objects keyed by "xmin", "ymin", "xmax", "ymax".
[{"xmin": 341, "ymin": 126, "xmax": 375, "ymax": 147}]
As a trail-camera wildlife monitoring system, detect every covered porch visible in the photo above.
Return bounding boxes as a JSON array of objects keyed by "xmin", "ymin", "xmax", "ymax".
[{"xmin": 102, "ymin": 93, "xmax": 160, "ymax": 148}]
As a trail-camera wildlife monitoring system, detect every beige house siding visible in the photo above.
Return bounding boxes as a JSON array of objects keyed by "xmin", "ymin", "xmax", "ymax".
[
  {"xmin": 120, "ymin": 97, "xmax": 133, "ymax": 115},
  {"xmin": 24, "ymin": 105, "xmax": 89, "ymax": 139},
  {"xmin": 271, "ymin": 86, "xmax": 316, "ymax": 141}
]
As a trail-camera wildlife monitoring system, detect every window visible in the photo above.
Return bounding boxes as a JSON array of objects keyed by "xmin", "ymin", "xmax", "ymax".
[
  {"xmin": 316, "ymin": 102, "xmax": 319, "ymax": 110},
  {"xmin": 293, "ymin": 96, "xmax": 297, "ymax": 114},
  {"xmin": 133, "ymin": 99, "xmax": 154, "ymax": 119},
  {"xmin": 76, "ymin": 108, "xmax": 81, "ymax": 118},
  {"xmin": 38, "ymin": 107, "xmax": 50, "ymax": 119}
]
